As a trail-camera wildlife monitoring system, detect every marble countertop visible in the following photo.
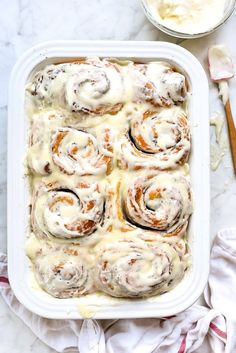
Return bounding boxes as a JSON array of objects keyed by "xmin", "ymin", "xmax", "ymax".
[{"xmin": 0, "ymin": 1, "xmax": 236, "ymax": 352}]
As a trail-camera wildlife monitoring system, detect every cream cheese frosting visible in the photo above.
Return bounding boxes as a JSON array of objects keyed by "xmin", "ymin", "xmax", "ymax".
[
  {"xmin": 145, "ymin": 0, "xmax": 228, "ymax": 34},
  {"xmin": 26, "ymin": 57, "xmax": 192, "ymax": 300}
]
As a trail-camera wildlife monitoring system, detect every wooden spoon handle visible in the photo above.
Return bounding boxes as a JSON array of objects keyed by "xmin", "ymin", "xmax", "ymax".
[{"xmin": 224, "ymin": 99, "xmax": 236, "ymax": 175}]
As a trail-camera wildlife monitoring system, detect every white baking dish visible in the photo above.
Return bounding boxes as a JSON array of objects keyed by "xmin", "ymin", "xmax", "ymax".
[{"xmin": 8, "ymin": 41, "xmax": 210, "ymax": 319}]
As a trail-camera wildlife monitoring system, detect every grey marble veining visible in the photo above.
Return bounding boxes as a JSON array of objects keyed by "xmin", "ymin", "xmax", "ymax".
[{"xmin": 0, "ymin": 1, "xmax": 235, "ymax": 352}]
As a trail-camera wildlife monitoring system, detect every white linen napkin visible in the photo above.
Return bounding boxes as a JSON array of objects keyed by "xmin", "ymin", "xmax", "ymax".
[{"xmin": 1, "ymin": 229, "xmax": 236, "ymax": 353}]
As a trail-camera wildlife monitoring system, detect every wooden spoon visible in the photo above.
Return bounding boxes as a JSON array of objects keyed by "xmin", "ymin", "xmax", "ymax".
[{"xmin": 208, "ymin": 45, "xmax": 236, "ymax": 175}]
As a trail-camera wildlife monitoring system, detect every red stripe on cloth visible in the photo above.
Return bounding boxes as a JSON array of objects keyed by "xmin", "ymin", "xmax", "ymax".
[
  {"xmin": 210, "ymin": 322, "xmax": 227, "ymax": 340},
  {"xmin": 162, "ymin": 315, "xmax": 177, "ymax": 320},
  {"xmin": 0, "ymin": 276, "xmax": 9, "ymax": 284},
  {"xmin": 178, "ymin": 335, "xmax": 187, "ymax": 353}
]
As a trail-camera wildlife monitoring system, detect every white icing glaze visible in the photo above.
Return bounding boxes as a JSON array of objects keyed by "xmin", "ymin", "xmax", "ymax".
[
  {"xmin": 28, "ymin": 58, "xmax": 187, "ymax": 114},
  {"xmin": 26, "ymin": 57, "xmax": 192, "ymax": 299},
  {"xmin": 210, "ymin": 137, "xmax": 229, "ymax": 171},
  {"xmin": 145, "ymin": 62, "xmax": 187, "ymax": 104},
  {"xmin": 94, "ymin": 236, "xmax": 188, "ymax": 298},
  {"xmin": 51, "ymin": 126, "xmax": 114, "ymax": 175},
  {"xmin": 27, "ymin": 110, "xmax": 66, "ymax": 175},
  {"xmin": 123, "ymin": 173, "xmax": 192, "ymax": 237},
  {"xmin": 210, "ymin": 112, "xmax": 224, "ymax": 144},
  {"xmin": 64, "ymin": 61, "xmax": 124, "ymax": 113},
  {"xmin": 131, "ymin": 62, "xmax": 187, "ymax": 106},
  {"xmin": 145, "ymin": 0, "xmax": 228, "ymax": 35},
  {"xmin": 32, "ymin": 181, "xmax": 104, "ymax": 239},
  {"xmin": 27, "ymin": 111, "xmax": 114, "ymax": 177},
  {"xmin": 119, "ymin": 106, "xmax": 190, "ymax": 170},
  {"xmin": 34, "ymin": 249, "xmax": 94, "ymax": 298}
]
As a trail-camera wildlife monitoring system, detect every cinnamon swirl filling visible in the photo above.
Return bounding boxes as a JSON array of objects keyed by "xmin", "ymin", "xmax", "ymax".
[
  {"xmin": 94, "ymin": 237, "xmax": 188, "ymax": 298},
  {"xmin": 34, "ymin": 250, "xmax": 93, "ymax": 298},
  {"xmin": 32, "ymin": 182, "xmax": 104, "ymax": 239},
  {"xmin": 119, "ymin": 107, "xmax": 190, "ymax": 170},
  {"xmin": 51, "ymin": 127, "xmax": 113, "ymax": 175},
  {"xmin": 123, "ymin": 173, "xmax": 192, "ymax": 237}
]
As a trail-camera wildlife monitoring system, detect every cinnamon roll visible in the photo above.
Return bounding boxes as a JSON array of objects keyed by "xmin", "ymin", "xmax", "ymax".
[
  {"xmin": 51, "ymin": 126, "xmax": 113, "ymax": 175},
  {"xmin": 34, "ymin": 250, "xmax": 93, "ymax": 298},
  {"xmin": 119, "ymin": 107, "xmax": 190, "ymax": 170},
  {"xmin": 32, "ymin": 181, "xmax": 104, "ymax": 239},
  {"xmin": 94, "ymin": 237, "xmax": 188, "ymax": 298},
  {"xmin": 28, "ymin": 58, "xmax": 124, "ymax": 115},
  {"xmin": 123, "ymin": 173, "xmax": 192, "ymax": 237},
  {"xmin": 64, "ymin": 60, "xmax": 124, "ymax": 115},
  {"xmin": 27, "ymin": 64, "xmax": 67, "ymax": 101},
  {"xmin": 132, "ymin": 62, "xmax": 187, "ymax": 107}
]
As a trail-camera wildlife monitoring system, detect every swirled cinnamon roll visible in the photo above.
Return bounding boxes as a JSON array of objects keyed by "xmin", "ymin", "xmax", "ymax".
[
  {"xmin": 131, "ymin": 62, "xmax": 187, "ymax": 107},
  {"xmin": 27, "ymin": 58, "xmax": 124, "ymax": 115},
  {"xmin": 94, "ymin": 237, "xmax": 187, "ymax": 298},
  {"xmin": 123, "ymin": 173, "xmax": 192, "ymax": 237},
  {"xmin": 64, "ymin": 61, "xmax": 124, "ymax": 115},
  {"xmin": 27, "ymin": 64, "xmax": 67, "ymax": 101},
  {"xmin": 119, "ymin": 107, "xmax": 190, "ymax": 170},
  {"xmin": 51, "ymin": 126, "xmax": 113, "ymax": 175},
  {"xmin": 32, "ymin": 181, "xmax": 104, "ymax": 240},
  {"xmin": 34, "ymin": 250, "xmax": 93, "ymax": 298}
]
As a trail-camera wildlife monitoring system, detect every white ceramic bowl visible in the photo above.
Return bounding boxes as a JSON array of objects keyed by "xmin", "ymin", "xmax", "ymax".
[{"xmin": 141, "ymin": 0, "xmax": 236, "ymax": 39}]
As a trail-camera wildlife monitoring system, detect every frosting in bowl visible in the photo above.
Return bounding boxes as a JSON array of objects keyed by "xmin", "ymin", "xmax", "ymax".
[{"xmin": 145, "ymin": 0, "xmax": 228, "ymax": 34}]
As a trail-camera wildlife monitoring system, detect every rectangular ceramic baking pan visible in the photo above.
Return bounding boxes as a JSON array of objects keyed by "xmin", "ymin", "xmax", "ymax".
[{"xmin": 8, "ymin": 41, "xmax": 210, "ymax": 319}]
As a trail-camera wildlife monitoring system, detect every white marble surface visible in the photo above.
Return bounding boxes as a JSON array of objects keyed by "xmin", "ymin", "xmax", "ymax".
[{"xmin": 0, "ymin": 1, "xmax": 236, "ymax": 352}]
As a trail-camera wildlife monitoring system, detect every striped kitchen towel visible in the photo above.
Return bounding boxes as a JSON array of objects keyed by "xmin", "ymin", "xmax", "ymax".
[{"xmin": 1, "ymin": 229, "xmax": 236, "ymax": 353}]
